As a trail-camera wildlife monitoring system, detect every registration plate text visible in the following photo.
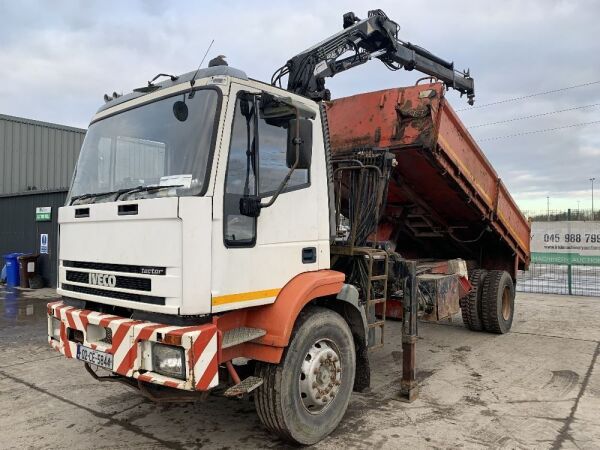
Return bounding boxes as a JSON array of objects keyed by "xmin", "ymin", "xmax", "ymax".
[{"xmin": 76, "ymin": 345, "xmax": 113, "ymax": 370}]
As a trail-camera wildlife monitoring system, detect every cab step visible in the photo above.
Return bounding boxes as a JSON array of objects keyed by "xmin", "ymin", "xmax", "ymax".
[
  {"xmin": 223, "ymin": 376, "xmax": 264, "ymax": 398},
  {"xmin": 222, "ymin": 327, "xmax": 266, "ymax": 349}
]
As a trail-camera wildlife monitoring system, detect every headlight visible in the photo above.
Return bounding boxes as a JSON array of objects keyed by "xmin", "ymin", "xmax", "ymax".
[
  {"xmin": 50, "ymin": 317, "xmax": 61, "ymax": 340},
  {"xmin": 152, "ymin": 343, "xmax": 185, "ymax": 379}
]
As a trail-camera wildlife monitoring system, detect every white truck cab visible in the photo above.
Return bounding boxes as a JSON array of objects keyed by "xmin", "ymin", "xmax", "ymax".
[
  {"xmin": 48, "ymin": 67, "xmax": 359, "ymax": 445},
  {"xmin": 58, "ymin": 66, "xmax": 331, "ymax": 317}
]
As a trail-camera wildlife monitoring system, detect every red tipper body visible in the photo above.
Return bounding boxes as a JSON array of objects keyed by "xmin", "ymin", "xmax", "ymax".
[{"xmin": 325, "ymin": 83, "xmax": 530, "ymax": 276}]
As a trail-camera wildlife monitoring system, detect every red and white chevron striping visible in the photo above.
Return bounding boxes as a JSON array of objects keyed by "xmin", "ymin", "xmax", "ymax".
[{"xmin": 47, "ymin": 301, "xmax": 218, "ymax": 391}]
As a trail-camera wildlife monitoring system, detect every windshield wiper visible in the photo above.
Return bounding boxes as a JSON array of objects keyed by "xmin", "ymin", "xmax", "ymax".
[
  {"xmin": 70, "ymin": 187, "xmax": 135, "ymax": 205},
  {"xmin": 71, "ymin": 184, "xmax": 185, "ymax": 205},
  {"xmin": 114, "ymin": 184, "xmax": 184, "ymax": 201}
]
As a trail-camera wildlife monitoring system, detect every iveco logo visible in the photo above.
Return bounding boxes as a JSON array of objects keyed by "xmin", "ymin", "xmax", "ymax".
[{"xmin": 89, "ymin": 273, "xmax": 116, "ymax": 288}]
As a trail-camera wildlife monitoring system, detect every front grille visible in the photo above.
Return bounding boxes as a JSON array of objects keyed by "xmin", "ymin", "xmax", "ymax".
[
  {"xmin": 66, "ymin": 270, "xmax": 151, "ymax": 291},
  {"xmin": 61, "ymin": 283, "xmax": 165, "ymax": 305},
  {"xmin": 63, "ymin": 260, "xmax": 166, "ymax": 276}
]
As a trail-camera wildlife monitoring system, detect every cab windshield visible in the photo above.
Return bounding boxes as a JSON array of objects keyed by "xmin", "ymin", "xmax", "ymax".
[{"xmin": 68, "ymin": 88, "xmax": 220, "ymax": 204}]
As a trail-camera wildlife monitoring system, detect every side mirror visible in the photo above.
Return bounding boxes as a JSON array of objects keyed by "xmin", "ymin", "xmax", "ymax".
[
  {"xmin": 287, "ymin": 118, "xmax": 312, "ymax": 170},
  {"xmin": 240, "ymin": 195, "xmax": 262, "ymax": 218}
]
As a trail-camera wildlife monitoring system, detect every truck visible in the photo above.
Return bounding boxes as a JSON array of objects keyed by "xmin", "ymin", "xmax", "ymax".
[{"xmin": 46, "ymin": 9, "xmax": 530, "ymax": 445}]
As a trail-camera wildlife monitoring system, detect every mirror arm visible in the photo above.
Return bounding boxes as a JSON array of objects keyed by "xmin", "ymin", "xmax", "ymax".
[{"xmin": 259, "ymin": 107, "xmax": 301, "ymax": 209}]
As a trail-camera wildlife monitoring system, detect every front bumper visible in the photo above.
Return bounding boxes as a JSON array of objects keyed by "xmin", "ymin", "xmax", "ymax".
[{"xmin": 47, "ymin": 301, "xmax": 219, "ymax": 391}]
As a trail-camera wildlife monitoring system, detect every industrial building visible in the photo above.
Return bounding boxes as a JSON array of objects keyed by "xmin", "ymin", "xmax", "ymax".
[{"xmin": 0, "ymin": 114, "xmax": 85, "ymax": 287}]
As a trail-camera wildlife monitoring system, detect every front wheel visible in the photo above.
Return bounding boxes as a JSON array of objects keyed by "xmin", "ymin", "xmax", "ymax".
[{"xmin": 254, "ymin": 306, "xmax": 356, "ymax": 445}]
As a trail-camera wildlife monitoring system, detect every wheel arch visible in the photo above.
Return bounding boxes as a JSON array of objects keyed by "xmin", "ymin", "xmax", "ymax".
[
  {"xmin": 218, "ymin": 270, "xmax": 370, "ymax": 375},
  {"xmin": 245, "ymin": 269, "xmax": 346, "ymax": 349},
  {"xmin": 313, "ymin": 284, "xmax": 368, "ymax": 347}
]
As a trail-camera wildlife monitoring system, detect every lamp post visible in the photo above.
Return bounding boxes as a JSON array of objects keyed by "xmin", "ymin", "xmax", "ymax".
[
  {"xmin": 591, "ymin": 178, "xmax": 596, "ymax": 221},
  {"xmin": 547, "ymin": 196, "xmax": 550, "ymax": 222}
]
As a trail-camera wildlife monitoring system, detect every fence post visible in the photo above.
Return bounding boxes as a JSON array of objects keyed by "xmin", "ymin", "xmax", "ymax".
[{"xmin": 567, "ymin": 209, "xmax": 573, "ymax": 295}]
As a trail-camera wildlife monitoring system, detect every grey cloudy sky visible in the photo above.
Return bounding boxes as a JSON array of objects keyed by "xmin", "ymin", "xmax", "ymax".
[{"xmin": 1, "ymin": 0, "xmax": 599, "ymax": 212}]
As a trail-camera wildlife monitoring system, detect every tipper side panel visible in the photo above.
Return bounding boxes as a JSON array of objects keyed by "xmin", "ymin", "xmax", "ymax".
[
  {"xmin": 325, "ymin": 83, "xmax": 530, "ymax": 274},
  {"xmin": 435, "ymin": 101, "xmax": 531, "ymax": 266}
]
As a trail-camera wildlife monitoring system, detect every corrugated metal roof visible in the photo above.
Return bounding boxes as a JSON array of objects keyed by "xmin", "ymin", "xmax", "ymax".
[
  {"xmin": 0, "ymin": 114, "xmax": 86, "ymax": 195},
  {"xmin": 0, "ymin": 114, "xmax": 86, "ymax": 134}
]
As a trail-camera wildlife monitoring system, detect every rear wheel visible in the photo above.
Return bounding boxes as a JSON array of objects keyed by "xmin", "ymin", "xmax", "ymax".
[
  {"xmin": 254, "ymin": 307, "xmax": 356, "ymax": 445},
  {"xmin": 481, "ymin": 270, "xmax": 515, "ymax": 334},
  {"xmin": 460, "ymin": 269, "xmax": 487, "ymax": 331}
]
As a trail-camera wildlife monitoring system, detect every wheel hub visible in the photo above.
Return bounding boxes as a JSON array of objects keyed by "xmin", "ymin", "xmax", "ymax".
[{"xmin": 299, "ymin": 339, "xmax": 342, "ymax": 414}]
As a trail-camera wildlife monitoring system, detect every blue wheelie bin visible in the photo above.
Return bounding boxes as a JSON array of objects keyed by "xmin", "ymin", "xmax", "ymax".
[{"xmin": 3, "ymin": 253, "xmax": 24, "ymax": 287}]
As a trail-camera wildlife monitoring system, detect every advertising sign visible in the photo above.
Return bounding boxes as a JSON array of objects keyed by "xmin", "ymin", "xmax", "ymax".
[{"xmin": 531, "ymin": 221, "xmax": 600, "ymax": 265}]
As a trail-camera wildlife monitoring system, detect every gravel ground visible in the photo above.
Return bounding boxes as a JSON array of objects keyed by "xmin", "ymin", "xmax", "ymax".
[{"xmin": 1, "ymin": 287, "xmax": 599, "ymax": 449}]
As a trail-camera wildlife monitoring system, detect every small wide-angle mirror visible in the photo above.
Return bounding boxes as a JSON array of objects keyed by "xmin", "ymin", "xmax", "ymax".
[
  {"xmin": 287, "ymin": 118, "xmax": 313, "ymax": 169},
  {"xmin": 239, "ymin": 196, "xmax": 262, "ymax": 218},
  {"xmin": 173, "ymin": 100, "xmax": 189, "ymax": 122}
]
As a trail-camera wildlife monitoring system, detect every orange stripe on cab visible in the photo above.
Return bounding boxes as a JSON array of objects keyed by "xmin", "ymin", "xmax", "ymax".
[{"xmin": 212, "ymin": 288, "xmax": 281, "ymax": 306}]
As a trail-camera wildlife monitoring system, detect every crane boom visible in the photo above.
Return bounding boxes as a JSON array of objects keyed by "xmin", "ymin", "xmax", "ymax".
[{"xmin": 272, "ymin": 9, "xmax": 475, "ymax": 104}]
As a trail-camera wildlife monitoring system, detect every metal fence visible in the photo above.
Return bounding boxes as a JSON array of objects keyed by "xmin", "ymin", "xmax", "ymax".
[
  {"xmin": 517, "ymin": 264, "xmax": 600, "ymax": 297},
  {"xmin": 516, "ymin": 215, "xmax": 600, "ymax": 297},
  {"xmin": 522, "ymin": 208, "xmax": 600, "ymax": 222}
]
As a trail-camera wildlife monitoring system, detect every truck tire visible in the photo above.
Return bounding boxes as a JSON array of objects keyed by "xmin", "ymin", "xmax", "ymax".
[
  {"xmin": 254, "ymin": 306, "xmax": 356, "ymax": 445},
  {"xmin": 481, "ymin": 270, "xmax": 515, "ymax": 334},
  {"xmin": 460, "ymin": 269, "xmax": 487, "ymax": 331}
]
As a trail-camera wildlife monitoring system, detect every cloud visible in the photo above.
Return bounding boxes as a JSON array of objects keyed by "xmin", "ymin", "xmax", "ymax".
[{"xmin": 0, "ymin": 0, "xmax": 598, "ymax": 211}]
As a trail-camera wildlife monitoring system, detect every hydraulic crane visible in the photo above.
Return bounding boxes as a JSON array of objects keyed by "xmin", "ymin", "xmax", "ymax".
[{"xmin": 272, "ymin": 9, "xmax": 475, "ymax": 104}]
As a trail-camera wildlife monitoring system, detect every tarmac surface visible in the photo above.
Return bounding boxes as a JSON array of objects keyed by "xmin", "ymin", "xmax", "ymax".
[{"xmin": 0, "ymin": 287, "xmax": 599, "ymax": 449}]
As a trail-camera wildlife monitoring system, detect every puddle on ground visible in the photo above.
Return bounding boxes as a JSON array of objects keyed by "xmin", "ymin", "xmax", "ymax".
[{"xmin": 0, "ymin": 286, "xmax": 50, "ymax": 327}]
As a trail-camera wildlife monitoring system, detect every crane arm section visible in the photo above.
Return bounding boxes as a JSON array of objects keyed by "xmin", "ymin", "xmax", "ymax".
[{"xmin": 272, "ymin": 9, "xmax": 475, "ymax": 104}]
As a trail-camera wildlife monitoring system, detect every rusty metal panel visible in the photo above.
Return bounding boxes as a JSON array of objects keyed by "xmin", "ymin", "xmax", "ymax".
[
  {"xmin": 436, "ymin": 105, "xmax": 499, "ymax": 208},
  {"xmin": 0, "ymin": 114, "xmax": 85, "ymax": 196},
  {"xmin": 435, "ymin": 102, "xmax": 531, "ymax": 263},
  {"xmin": 325, "ymin": 83, "xmax": 531, "ymax": 271},
  {"xmin": 326, "ymin": 83, "xmax": 442, "ymax": 151},
  {"xmin": 418, "ymin": 274, "xmax": 460, "ymax": 321},
  {"xmin": 497, "ymin": 184, "xmax": 531, "ymax": 257}
]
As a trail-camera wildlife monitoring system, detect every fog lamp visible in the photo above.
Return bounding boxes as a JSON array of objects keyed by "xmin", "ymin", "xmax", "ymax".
[{"xmin": 152, "ymin": 343, "xmax": 185, "ymax": 379}]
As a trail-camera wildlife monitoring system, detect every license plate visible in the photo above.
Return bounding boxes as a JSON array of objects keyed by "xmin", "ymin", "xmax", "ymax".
[{"xmin": 76, "ymin": 345, "xmax": 113, "ymax": 370}]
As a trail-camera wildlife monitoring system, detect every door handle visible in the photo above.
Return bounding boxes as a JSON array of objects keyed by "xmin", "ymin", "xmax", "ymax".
[{"xmin": 302, "ymin": 247, "xmax": 316, "ymax": 264}]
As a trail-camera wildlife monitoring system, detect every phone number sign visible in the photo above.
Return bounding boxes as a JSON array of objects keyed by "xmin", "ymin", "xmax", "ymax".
[{"xmin": 531, "ymin": 221, "xmax": 600, "ymax": 265}]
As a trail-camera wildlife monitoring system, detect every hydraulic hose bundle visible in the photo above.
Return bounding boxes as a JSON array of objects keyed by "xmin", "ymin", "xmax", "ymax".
[
  {"xmin": 331, "ymin": 149, "xmax": 395, "ymax": 300},
  {"xmin": 332, "ymin": 148, "xmax": 394, "ymax": 248}
]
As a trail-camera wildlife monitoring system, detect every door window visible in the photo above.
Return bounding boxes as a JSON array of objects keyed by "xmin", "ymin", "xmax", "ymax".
[
  {"xmin": 224, "ymin": 95, "xmax": 257, "ymax": 246},
  {"xmin": 223, "ymin": 92, "xmax": 311, "ymax": 247},
  {"xmin": 258, "ymin": 119, "xmax": 309, "ymax": 194}
]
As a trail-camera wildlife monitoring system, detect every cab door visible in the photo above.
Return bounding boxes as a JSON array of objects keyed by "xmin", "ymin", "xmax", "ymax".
[{"xmin": 210, "ymin": 83, "xmax": 323, "ymax": 313}]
